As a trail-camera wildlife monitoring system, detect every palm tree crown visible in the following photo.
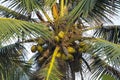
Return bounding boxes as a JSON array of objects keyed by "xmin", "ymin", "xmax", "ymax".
[{"xmin": 0, "ymin": 0, "xmax": 120, "ymax": 80}]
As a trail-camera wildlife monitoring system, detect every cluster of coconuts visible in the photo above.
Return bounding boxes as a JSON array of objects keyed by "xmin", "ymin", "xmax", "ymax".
[
  {"xmin": 31, "ymin": 39, "xmax": 45, "ymax": 53},
  {"xmin": 30, "ymin": 30, "xmax": 87, "ymax": 62},
  {"xmin": 54, "ymin": 31, "xmax": 65, "ymax": 42},
  {"xmin": 56, "ymin": 46, "xmax": 75, "ymax": 61},
  {"xmin": 54, "ymin": 31, "xmax": 74, "ymax": 61},
  {"xmin": 31, "ymin": 39, "xmax": 50, "ymax": 63},
  {"xmin": 56, "ymin": 43, "xmax": 86, "ymax": 61},
  {"xmin": 78, "ymin": 42, "xmax": 87, "ymax": 53},
  {"xmin": 54, "ymin": 31, "xmax": 87, "ymax": 61},
  {"xmin": 56, "ymin": 42, "xmax": 86, "ymax": 61}
]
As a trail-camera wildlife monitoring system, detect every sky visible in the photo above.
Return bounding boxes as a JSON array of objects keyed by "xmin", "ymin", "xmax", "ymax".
[
  {"xmin": 110, "ymin": 15, "xmax": 120, "ymax": 25},
  {"xmin": 104, "ymin": 13, "xmax": 120, "ymax": 25}
]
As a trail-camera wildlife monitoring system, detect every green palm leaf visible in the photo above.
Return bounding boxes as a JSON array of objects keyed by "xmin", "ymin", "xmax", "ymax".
[
  {"xmin": 67, "ymin": 0, "xmax": 97, "ymax": 25},
  {"xmin": 0, "ymin": 18, "xmax": 52, "ymax": 42},
  {"xmin": 38, "ymin": 61, "xmax": 62, "ymax": 80},
  {"xmin": 102, "ymin": 74, "xmax": 116, "ymax": 80},
  {"xmin": 45, "ymin": 0, "xmax": 56, "ymax": 7},
  {"xmin": 46, "ymin": 46, "xmax": 60, "ymax": 80},
  {"xmin": 89, "ymin": 38, "xmax": 120, "ymax": 60},
  {"xmin": 89, "ymin": 55, "xmax": 120, "ymax": 80}
]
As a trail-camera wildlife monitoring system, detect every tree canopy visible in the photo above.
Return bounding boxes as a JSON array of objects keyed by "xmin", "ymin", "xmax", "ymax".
[{"xmin": 0, "ymin": 0, "xmax": 120, "ymax": 80}]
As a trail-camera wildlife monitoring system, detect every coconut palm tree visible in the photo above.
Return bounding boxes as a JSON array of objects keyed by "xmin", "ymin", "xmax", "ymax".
[{"xmin": 0, "ymin": 0, "xmax": 120, "ymax": 80}]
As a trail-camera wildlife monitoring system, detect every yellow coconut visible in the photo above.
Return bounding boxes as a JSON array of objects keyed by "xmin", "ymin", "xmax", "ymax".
[
  {"xmin": 79, "ymin": 42, "xmax": 86, "ymax": 47},
  {"xmin": 61, "ymin": 54, "xmax": 67, "ymax": 60},
  {"xmin": 58, "ymin": 31, "xmax": 65, "ymax": 39},
  {"xmin": 37, "ymin": 45, "xmax": 43, "ymax": 53},
  {"xmin": 78, "ymin": 48, "xmax": 84, "ymax": 52},
  {"xmin": 31, "ymin": 45, "xmax": 37, "ymax": 52},
  {"xmin": 67, "ymin": 54, "xmax": 74, "ymax": 60},
  {"xmin": 56, "ymin": 52, "xmax": 62, "ymax": 58},
  {"xmin": 54, "ymin": 36, "xmax": 60, "ymax": 42},
  {"xmin": 67, "ymin": 47, "xmax": 76, "ymax": 54},
  {"xmin": 38, "ymin": 39, "xmax": 44, "ymax": 45}
]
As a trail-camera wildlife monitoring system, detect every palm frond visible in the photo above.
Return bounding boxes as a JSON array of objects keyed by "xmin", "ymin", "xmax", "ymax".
[
  {"xmin": 94, "ymin": 25, "xmax": 120, "ymax": 43},
  {"xmin": 0, "ymin": 43, "xmax": 22, "ymax": 58},
  {"xmin": 67, "ymin": 0, "xmax": 120, "ymax": 25},
  {"xmin": 2, "ymin": 0, "xmax": 42, "ymax": 14},
  {"xmin": 36, "ymin": 60, "xmax": 63, "ymax": 80},
  {"xmin": 80, "ymin": 53, "xmax": 120, "ymax": 80},
  {"xmin": 102, "ymin": 74, "xmax": 116, "ymax": 80},
  {"xmin": 0, "ymin": 43, "xmax": 32, "ymax": 80},
  {"xmin": 60, "ymin": 0, "xmax": 64, "ymax": 17},
  {"xmin": 0, "ymin": 18, "xmax": 52, "ymax": 42},
  {"xmin": 0, "ymin": 5, "xmax": 30, "ymax": 20},
  {"xmin": 46, "ymin": 46, "xmax": 60, "ymax": 80},
  {"xmin": 87, "ymin": 38, "xmax": 120, "ymax": 60},
  {"xmin": 82, "ymin": 38, "xmax": 120, "ymax": 79},
  {"xmin": 90, "ymin": 55, "xmax": 120, "ymax": 80},
  {"xmin": 45, "ymin": 0, "xmax": 56, "ymax": 7}
]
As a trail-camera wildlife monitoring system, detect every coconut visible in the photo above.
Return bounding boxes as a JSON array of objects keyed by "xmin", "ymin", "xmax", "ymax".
[
  {"xmin": 37, "ymin": 45, "xmax": 43, "ymax": 53},
  {"xmin": 67, "ymin": 47, "xmax": 76, "ymax": 54},
  {"xmin": 58, "ymin": 31, "xmax": 65, "ymax": 39},
  {"xmin": 31, "ymin": 45, "xmax": 37, "ymax": 52}
]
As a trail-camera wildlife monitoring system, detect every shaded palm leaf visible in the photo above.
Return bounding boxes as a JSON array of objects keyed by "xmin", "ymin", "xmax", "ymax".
[
  {"xmin": 0, "ymin": 43, "xmax": 32, "ymax": 80},
  {"xmin": 88, "ymin": 38, "xmax": 120, "ymax": 60},
  {"xmin": 94, "ymin": 25, "xmax": 120, "ymax": 43},
  {"xmin": 82, "ymin": 38, "xmax": 120, "ymax": 79},
  {"xmin": 82, "ymin": 0, "xmax": 119, "ymax": 24},
  {"xmin": 2, "ymin": 0, "xmax": 42, "ymax": 14},
  {"xmin": 67, "ymin": 0, "xmax": 120, "ymax": 25},
  {"xmin": 67, "ymin": 0, "xmax": 96, "ymax": 24},
  {"xmin": 90, "ymin": 55, "xmax": 120, "ymax": 80},
  {"xmin": 79, "ymin": 53, "xmax": 120, "ymax": 80},
  {"xmin": 0, "ymin": 5, "xmax": 30, "ymax": 20}
]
